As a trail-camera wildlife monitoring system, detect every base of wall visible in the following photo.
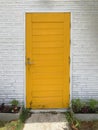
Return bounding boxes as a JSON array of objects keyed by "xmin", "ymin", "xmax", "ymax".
[
  {"xmin": 0, "ymin": 107, "xmax": 22, "ymax": 121},
  {"xmin": 74, "ymin": 114, "xmax": 98, "ymax": 121}
]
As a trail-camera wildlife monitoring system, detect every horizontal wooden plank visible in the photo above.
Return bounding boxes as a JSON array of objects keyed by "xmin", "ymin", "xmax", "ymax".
[
  {"xmin": 32, "ymin": 23, "xmax": 64, "ymax": 29},
  {"xmin": 31, "ymin": 78, "xmax": 64, "ymax": 82},
  {"xmin": 31, "ymin": 66, "xmax": 64, "ymax": 73},
  {"xmin": 32, "ymin": 29, "xmax": 64, "ymax": 35},
  {"xmin": 31, "ymin": 82, "xmax": 64, "ymax": 85},
  {"xmin": 31, "ymin": 54, "xmax": 64, "ymax": 60},
  {"xmin": 31, "ymin": 60, "xmax": 64, "ymax": 66},
  {"xmin": 31, "ymin": 90, "xmax": 62, "ymax": 98},
  {"xmin": 31, "ymin": 61, "xmax": 64, "ymax": 66},
  {"xmin": 32, "ymin": 35, "xmax": 64, "ymax": 42},
  {"xmin": 32, "ymin": 75, "xmax": 64, "ymax": 80},
  {"xmin": 31, "ymin": 79, "xmax": 64, "ymax": 85},
  {"xmin": 31, "ymin": 59, "xmax": 66, "ymax": 65},
  {"xmin": 32, "ymin": 13, "xmax": 65, "ymax": 22},
  {"xmin": 31, "ymin": 41, "xmax": 64, "ymax": 48},
  {"xmin": 31, "ymin": 85, "xmax": 63, "ymax": 91},
  {"xmin": 31, "ymin": 97, "xmax": 63, "ymax": 108},
  {"xmin": 31, "ymin": 47, "xmax": 64, "ymax": 54}
]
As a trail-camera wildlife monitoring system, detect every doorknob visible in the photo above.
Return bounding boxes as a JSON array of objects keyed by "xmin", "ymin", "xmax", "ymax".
[{"xmin": 26, "ymin": 58, "xmax": 34, "ymax": 65}]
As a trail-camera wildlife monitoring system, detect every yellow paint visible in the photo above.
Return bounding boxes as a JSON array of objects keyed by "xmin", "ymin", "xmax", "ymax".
[{"xmin": 26, "ymin": 13, "xmax": 70, "ymax": 109}]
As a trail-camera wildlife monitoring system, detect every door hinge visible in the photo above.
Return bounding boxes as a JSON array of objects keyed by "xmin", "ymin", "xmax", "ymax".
[
  {"xmin": 69, "ymin": 56, "xmax": 71, "ymax": 64},
  {"xmin": 70, "ymin": 39, "xmax": 71, "ymax": 45},
  {"xmin": 69, "ymin": 77, "xmax": 70, "ymax": 83}
]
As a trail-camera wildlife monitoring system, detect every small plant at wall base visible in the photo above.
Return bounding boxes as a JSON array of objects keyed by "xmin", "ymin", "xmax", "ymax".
[
  {"xmin": 10, "ymin": 99, "xmax": 20, "ymax": 113},
  {"xmin": 65, "ymin": 111, "xmax": 80, "ymax": 130},
  {"xmin": 88, "ymin": 99, "xmax": 98, "ymax": 113},
  {"xmin": 11, "ymin": 100, "xmax": 19, "ymax": 106},
  {"xmin": 19, "ymin": 102, "xmax": 32, "ymax": 123},
  {"xmin": 19, "ymin": 106, "xmax": 31, "ymax": 123},
  {"xmin": 0, "ymin": 100, "xmax": 20, "ymax": 113},
  {"xmin": 72, "ymin": 99, "xmax": 98, "ymax": 113},
  {"xmin": 71, "ymin": 99, "xmax": 83, "ymax": 113}
]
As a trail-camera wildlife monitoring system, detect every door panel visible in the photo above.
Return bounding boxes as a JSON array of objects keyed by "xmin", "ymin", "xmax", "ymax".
[{"xmin": 26, "ymin": 13, "xmax": 70, "ymax": 109}]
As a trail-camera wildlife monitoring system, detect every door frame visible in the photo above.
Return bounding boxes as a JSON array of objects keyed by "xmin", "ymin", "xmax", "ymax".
[{"xmin": 24, "ymin": 12, "xmax": 72, "ymax": 109}]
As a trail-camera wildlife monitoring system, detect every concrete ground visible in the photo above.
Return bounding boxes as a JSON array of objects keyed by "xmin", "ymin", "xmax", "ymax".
[{"xmin": 23, "ymin": 112, "xmax": 71, "ymax": 130}]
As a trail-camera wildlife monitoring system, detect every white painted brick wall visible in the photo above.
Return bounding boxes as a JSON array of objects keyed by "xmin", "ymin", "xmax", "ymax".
[{"xmin": 0, "ymin": 0, "xmax": 98, "ymax": 104}]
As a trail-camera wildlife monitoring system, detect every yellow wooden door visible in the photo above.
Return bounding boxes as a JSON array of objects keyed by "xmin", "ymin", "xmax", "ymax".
[{"xmin": 26, "ymin": 13, "xmax": 70, "ymax": 109}]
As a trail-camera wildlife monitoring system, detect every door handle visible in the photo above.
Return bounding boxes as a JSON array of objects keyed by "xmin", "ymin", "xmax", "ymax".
[{"xmin": 26, "ymin": 58, "xmax": 34, "ymax": 65}]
